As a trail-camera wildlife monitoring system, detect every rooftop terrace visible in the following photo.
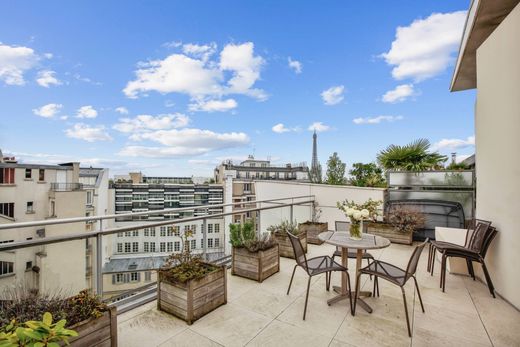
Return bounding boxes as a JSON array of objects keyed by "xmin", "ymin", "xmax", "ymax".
[{"xmin": 117, "ymin": 242, "xmax": 520, "ymax": 347}]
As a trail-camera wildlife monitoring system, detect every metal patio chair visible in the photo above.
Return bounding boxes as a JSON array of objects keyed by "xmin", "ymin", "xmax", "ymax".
[
  {"xmin": 286, "ymin": 231, "xmax": 353, "ymax": 319},
  {"xmin": 353, "ymin": 240, "xmax": 428, "ymax": 337}
]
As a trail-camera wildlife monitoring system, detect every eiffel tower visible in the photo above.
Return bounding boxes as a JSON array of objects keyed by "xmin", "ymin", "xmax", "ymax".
[{"xmin": 309, "ymin": 130, "xmax": 322, "ymax": 183}]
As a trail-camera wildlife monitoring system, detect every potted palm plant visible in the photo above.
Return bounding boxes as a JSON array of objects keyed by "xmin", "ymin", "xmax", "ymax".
[
  {"xmin": 298, "ymin": 203, "xmax": 328, "ymax": 245},
  {"xmin": 157, "ymin": 230, "xmax": 227, "ymax": 325},
  {"xmin": 268, "ymin": 220, "xmax": 306, "ymax": 258},
  {"xmin": 0, "ymin": 289, "xmax": 117, "ymax": 346},
  {"xmin": 230, "ymin": 221, "xmax": 279, "ymax": 282}
]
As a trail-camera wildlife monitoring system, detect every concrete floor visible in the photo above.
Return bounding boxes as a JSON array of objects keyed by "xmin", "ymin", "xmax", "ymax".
[{"xmin": 117, "ymin": 243, "xmax": 520, "ymax": 347}]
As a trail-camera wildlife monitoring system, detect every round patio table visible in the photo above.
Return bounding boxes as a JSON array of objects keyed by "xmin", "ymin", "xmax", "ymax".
[{"xmin": 318, "ymin": 231, "xmax": 391, "ymax": 313}]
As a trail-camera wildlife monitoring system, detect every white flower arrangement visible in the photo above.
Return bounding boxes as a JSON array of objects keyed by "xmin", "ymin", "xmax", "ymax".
[{"xmin": 337, "ymin": 198, "xmax": 382, "ymax": 223}]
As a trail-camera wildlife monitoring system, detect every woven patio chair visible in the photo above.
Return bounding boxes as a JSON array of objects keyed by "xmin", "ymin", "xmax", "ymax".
[{"xmin": 286, "ymin": 230, "xmax": 353, "ymax": 320}]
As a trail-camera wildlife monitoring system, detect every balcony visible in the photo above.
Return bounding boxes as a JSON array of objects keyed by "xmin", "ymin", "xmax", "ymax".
[
  {"xmin": 115, "ymin": 242, "xmax": 520, "ymax": 346},
  {"xmin": 50, "ymin": 182, "xmax": 84, "ymax": 191},
  {"xmin": 1, "ymin": 193, "xmax": 519, "ymax": 346}
]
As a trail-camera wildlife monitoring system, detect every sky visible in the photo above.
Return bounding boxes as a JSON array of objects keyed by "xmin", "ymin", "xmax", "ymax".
[{"xmin": 0, "ymin": 0, "xmax": 476, "ymax": 177}]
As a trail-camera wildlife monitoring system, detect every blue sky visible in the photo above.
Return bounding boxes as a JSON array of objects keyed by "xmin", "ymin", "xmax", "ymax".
[{"xmin": 0, "ymin": 0, "xmax": 476, "ymax": 177}]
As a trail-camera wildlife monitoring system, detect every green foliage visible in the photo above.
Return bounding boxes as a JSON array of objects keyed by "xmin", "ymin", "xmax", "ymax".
[
  {"xmin": 229, "ymin": 221, "xmax": 275, "ymax": 252},
  {"xmin": 0, "ymin": 312, "xmax": 78, "ymax": 347},
  {"xmin": 377, "ymin": 138, "xmax": 447, "ymax": 171},
  {"xmin": 445, "ymin": 162, "xmax": 470, "ymax": 170},
  {"xmin": 0, "ymin": 288, "xmax": 107, "ymax": 330},
  {"xmin": 348, "ymin": 162, "xmax": 387, "ymax": 187},
  {"xmin": 267, "ymin": 220, "xmax": 300, "ymax": 236},
  {"xmin": 325, "ymin": 152, "xmax": 346, "ymax": 185},
  {"xmin": 160, "ymin": 229, "xmax": 218, "ymax": 284}
]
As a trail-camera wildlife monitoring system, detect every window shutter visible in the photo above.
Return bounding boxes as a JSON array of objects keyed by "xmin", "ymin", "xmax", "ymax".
[
  {"xmin": 124, "ymin": 273, "xmax": 130, "ymax": 283},
  {"xmin": 112, "ymin": 275, "xmax": 116, "ymax": 284},
  {"xmin": 137, "ymin": 272, "xmax": 141, "ymax": 281}
]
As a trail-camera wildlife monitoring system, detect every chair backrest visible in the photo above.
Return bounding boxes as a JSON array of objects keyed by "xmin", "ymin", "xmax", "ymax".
[
  {"xmin": 481, "ymin": 226, "xmax": 498, "ymax": 258},
  {"xmin": 287, "ymin": 231, "xmax": 309, "ymax": 271},
  {"xmin": 467, "ymin": 221, "xmax": 492, "ymax": 253},
  {"xmin": 335, "ymin": 221, "xmax": 349, "ymax": 232},
  {"xmin": 465, "ymin": 219, "xmax": 492, "ymax": 248},
  {"xmin": 405, "ymin": 240, "xmax": 428, "ymax": 280}
]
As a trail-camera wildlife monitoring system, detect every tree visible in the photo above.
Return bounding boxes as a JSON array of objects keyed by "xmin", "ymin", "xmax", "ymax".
[
  {"xmin": 377, "ymin": 138, "xmax": 447, "ymax": 171},
  {"xmin": 325, "ymin": 152, "xmax": 346, "ymax": 185},
  {"xmin": 348, "ymin": 162, "xmax": 386, "ymax": 187}
]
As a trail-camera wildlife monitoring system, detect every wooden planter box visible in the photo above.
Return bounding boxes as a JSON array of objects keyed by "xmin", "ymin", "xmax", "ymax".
[
  {"xmin": 364, "ymin": 222, "xmax": 413, "ymax": 245},
  {"xmin": 157, "ymin": 265, "xmax": 227, "ymax": 325},
  {"xmin": 232, "ymin": 244, "xmax": 280, "ymax": 282},
  {"xmin": 68, "ymin": 306, "xmax": 117, "ymax": 347},
  {"xmin": 271, "ymin": 231, "xmax": 307, "ymax": 258},
  {"xmin": 298, "ymin": 222, "xmax": 328, "ymax": 245}
]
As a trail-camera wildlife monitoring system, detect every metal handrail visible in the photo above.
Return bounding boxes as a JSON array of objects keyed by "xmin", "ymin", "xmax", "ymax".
[{"xmin": 0, "ymin": 195, "xmax": 314, "ymax": 230}]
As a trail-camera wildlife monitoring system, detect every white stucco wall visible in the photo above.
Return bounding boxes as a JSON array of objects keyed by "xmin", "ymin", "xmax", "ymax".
[
  {"xmin": 475, "ymin": 3, "xmax": 520, "ymax": 308},
  {"xmin": 254, "ymin": 181, "xmax": 386, "ymax": 233}
]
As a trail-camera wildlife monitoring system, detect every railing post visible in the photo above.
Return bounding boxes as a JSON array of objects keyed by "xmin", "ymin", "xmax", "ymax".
[
  {"xmin": 96, "ymin": 219, "xmax": 103, "ymax": 296},
  {"xmin": 290, "ymin": 198, "xmax": 294, "ymax": 222},
  {"xmin": 202, "ymin": 217, "xmax": 208, "ymax": 261}
]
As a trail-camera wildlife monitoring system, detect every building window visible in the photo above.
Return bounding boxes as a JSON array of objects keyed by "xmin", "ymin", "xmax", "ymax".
[
  {"xmin": 0, "ymin": 168, "xmax": 15, "ymax": 184},
  {"xmin": 114, "ymin": 273, "xmax": 124, "ymax": 284},
  {"xmin": 144, "ymin": 228, "xmax": 149, "ymax": 236},
  {"xmin": 167, "ymin": 226, "xmax": 173, "ymax": 236},
  {"xmin": 214, "ymin": 224, "xmax": 220, "ymax": 233},
  {"xmin": 208, "ymin": 238, "xmax": 214, "ymax": 248},
  {"xmin": 25, "ymin": 168, "xmax": 32, "ymax": 179},
  {"xmin": 174, "ymin": 226, "xmax": 180, "ymax": 236},
  {"xmin": 125, "ymin": 231, "xmax": 131, "ymax": 237},
  {"xmin": 0, "ymin": 203, "xmax": 14, "ymax": 218},
  {"xmin": 124, "ymin": 242, "xmax": 131, "ymax": 253},
  {"xmin": 38, "ymin": 169, "xmax": 45, "ymax": 182},
  {"xmin": 86, "ymin": 191, "xmax": 93, "ymax": 205},
  {"xmin": 150, "ymin": 228, "xmax": 156, "ymax": 237},
  {"xmin": 191, "ymin": 225, "xmax": 197, "ymax": 233},
  {"xmin": 167, "ymin": 242, "xmax": 173, "ymax": 252},
  {"xmin": 117, "ymin": 232, "xmax": 123, "ymax": 237},
  {"xmin": 26, "ymin": 261, "xmax": 33, "ymax": 270},
  {"xmin": 201, "ymin": 239, "xmax": 204, "ymax": 248},
  {"xmin": 160, "ymin": 226, "xmax": 166, "ymax": 237},
  {"xmin": 26, "ymin": 202, "xmax": 34, "ymax": 213},
  {"xmin": 215, "ymin": 238, "xmax": 220, "ymax": 248},
  {"xmin": 132, "ymin": 242, "xmax": 139, "ymax": 252},
  {"xmin": 117, "ymin": 243, "xmax": 123, "ymax": 253},
  {"xmin": 160, "ymin": 242, "xmax": 166, "ymax": 252},
  {"xmin": 0, "ymin": 261, "xmax": 14, "ymax": 276},
  {"xmin": 145, "ymin": 271, "xmax": 151, "ymax": 282},
  {"xmin": 150, "ymin": 242, "xmax": 156, "ymax": 252},
  {"xmin": 208, "ymin": 224, "xmax": 213, "ymax": 233},
  {"xmin": 132, "ymin": 230, "xmax": 139, "ymax": 237},
  {"xmin": 190, "ymin": 240, "xmax": 196, "ymax": 250},
  {"xmin": 144, "ymin": 242, "xmax": 149, "ymax": 252},
  {"xmin": 174, "ymin": 241, "xmax": 180, "ymax": 252},
  {"xmin": 130, "ymin": 272, "xmax": 139, "ymax": 282}
]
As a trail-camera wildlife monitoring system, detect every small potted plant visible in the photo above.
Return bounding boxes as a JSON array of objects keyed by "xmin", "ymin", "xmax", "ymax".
[
  {"xmin": 230, "ymin": 221, "xmax": 280, "ymax": 282},
  {"xmin": 365, "ymin": 207, "xmax": 425, "ymax": 245},
  {"xmin": 268, "ymin": 220, "xmax": 306, "ymax": 258},
  {"xmin": 337, "ymin": 198, "xmax": 382, "ymax": 240},
  {"xmin": 157, "ymin": 230, "xmax": 227, "ymax": 325},
  {"xmin": 298, "ymin": 202, "xmax": 328, "ymax": 245},
  {"xmin": 0, "ymin": 289, "xmax": 117, "ymax": 347}
]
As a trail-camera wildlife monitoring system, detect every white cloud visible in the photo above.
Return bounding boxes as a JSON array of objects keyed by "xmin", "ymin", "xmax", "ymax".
[
  {"xmin": 113, "ymin": 113, "xmax": 190, "ymax": 133},
  {"xmin": 33, "ymin": 103, "xmax": 63, "ymax": 118},
  {"xmin": 182, "ymin": 42, "xmax": 217, "ymax": 62},
  {"xmin": 188, "ymin": 98, "xmax": 238, "ymax": 112},
  {"xmin": 288, "ymin": 57, "xmax": 302, "ymax": 74},
  {"xmin": 60, "ymin": 115, "xmax": 69, "ymax": 120},
  {"xmin": 382, "ymin": 84, "xmax": 415, "ymax": 103},
  {"xmin": 115, "ymin": 107, "xmax": 129, "ymax": 114},
  {"xmin": 36, "ymin": 70, "xmax": 61, "ymax": 88},
  {"xmin": 308, "ymin": 122, "xmax": 330, "ymax": 132},
  {"xmin": 65, "ymin": 123, "xmax": 112, "ymax": 142},
  {"xmin": 321, "ymin": 85, "xmax": 344, "ymax": 105},
  {"xmin": 76, "ymin": 105, "xmax": 98, "ymax": 119},
  {"xmin": 381, "ymin": 11, "xmax": 466, "ymax": 82},
  {"xmin": 432, "ymin": 136, "xmax": 475, "ymax": 151},
  {"xmin": 0, "ymin": 42, "xmax": 40, "ymax": 85},
  {"xmin": 118, "ymin": 128, "xmax": 249, "ymax": 157},
  {"xmin": 124, "ymin": 42, "xmax": 266, "ymax": 106},
  {"xmin": 272, "ymin": 123, "xmax": 300, "ymax": 133},
  {"xmin": 353, "ymin": 115, "xmax": 404, "ymax": 125}
]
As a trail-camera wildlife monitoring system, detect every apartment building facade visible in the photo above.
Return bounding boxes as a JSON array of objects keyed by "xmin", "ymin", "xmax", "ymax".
[
  {"xmin": 0, "ymin": 155, "xmax": 88, "ymax": 295},
  {"xmin": 103, "ymin": 172, "xmax": 225, "ymax": 298},
  {"xmin": 215, "ymin": 156, "xmax": 309, "ymax": 229}
]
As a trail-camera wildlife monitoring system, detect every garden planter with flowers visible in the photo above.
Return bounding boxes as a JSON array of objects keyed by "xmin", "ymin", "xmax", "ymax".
[
  {"xmin": 268, "ymin": 221, "xmax": 307, "ymax": 259},
  {"xmin": 364, "ymin": 207, "xmax": 425, "ymax": 245}
]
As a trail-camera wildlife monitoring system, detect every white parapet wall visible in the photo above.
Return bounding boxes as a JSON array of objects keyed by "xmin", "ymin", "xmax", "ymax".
[{"xmin": 254, "ymin": 181, "xmax": 386, "ymax": 232}]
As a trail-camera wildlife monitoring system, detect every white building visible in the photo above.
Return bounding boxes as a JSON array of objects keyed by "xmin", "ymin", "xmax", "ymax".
[{"xmin": 0, "ymin": 155, "xmax": 88, "ymax": 295}]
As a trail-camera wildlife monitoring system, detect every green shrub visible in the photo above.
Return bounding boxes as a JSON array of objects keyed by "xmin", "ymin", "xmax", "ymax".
[
  {"xmin": 229, "ymin": 221, "xmax": 276, "ymax": 252},
  {"xmin": 267, "ymin": 220, "xmax": 300, "ymax": 236}
]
